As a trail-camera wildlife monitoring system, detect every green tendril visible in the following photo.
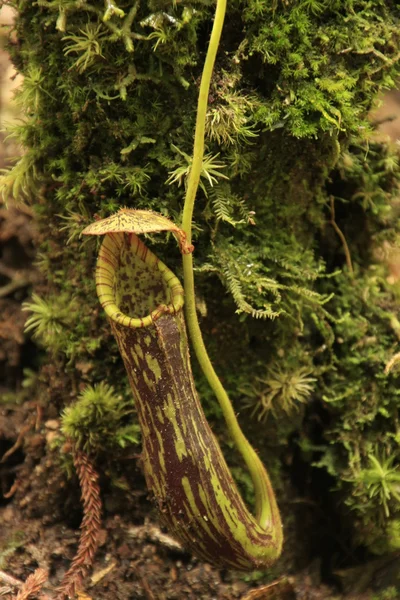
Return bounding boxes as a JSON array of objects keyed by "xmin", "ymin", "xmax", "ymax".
[{"xmin": 180, "ymin": 0, "xmax": 281, "ymax": 532}]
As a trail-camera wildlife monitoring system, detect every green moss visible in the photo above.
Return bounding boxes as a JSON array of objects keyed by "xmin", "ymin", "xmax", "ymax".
[
  {"xmin": 0, "ymin": 532, "xmax": 25, "ymax": 569},
  {"xmin": 61, "ymin": 382, "xmax": 140, "ymax": 453},
  {"xmin": 372, "ymin": 587, "xmax": 399, "ymax": 600}
]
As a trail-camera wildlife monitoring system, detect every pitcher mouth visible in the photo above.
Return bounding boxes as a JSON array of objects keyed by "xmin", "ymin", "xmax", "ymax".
[{"xmin": 95, "ymin": 232, "xmax": 184, "ymax": 328}]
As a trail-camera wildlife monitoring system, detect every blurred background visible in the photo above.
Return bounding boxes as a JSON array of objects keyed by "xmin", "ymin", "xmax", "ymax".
[{"xmin": 0, "ymin": 5, "xmax": 22, "ymax": 169}]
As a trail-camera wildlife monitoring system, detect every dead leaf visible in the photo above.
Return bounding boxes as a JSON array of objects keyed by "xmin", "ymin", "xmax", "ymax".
[
  {"xmin": 89, "ymin": 562, "xmax": 117, "ymax": 587},
  {"xmin": 240, "ymin": 578, "xmax": 296, "ymax": 600}
]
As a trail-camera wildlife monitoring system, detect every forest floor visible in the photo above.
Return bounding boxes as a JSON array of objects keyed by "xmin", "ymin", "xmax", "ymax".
[{"xmin": 2, "ymin": 6, "xmax": 400, "ymax": 598}]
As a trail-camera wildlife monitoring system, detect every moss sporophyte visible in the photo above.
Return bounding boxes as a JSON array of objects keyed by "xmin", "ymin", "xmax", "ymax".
[{"xmin": 82, "ymin": 0, "xmax": 283, "ymax": 568}]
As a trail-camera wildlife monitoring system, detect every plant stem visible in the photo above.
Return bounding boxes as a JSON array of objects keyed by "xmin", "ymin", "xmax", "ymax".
[
  {"xmin": 329, "ymin": 196, "xmax": 354, "ymax": 277},
  {"xmin": 180, "ymin": 0, "xmax": 281, "ymax": 532}
]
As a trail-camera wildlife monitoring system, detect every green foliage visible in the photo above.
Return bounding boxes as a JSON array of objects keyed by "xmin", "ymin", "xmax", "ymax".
[
  {"xmin": 205, "ymin": 77, "xmax": 259, "ymax": 147},
  {"xmin": 23, "ymin": 293, "xmax": 78, "ymax": 353},
  {"xmin": 61, "ymin": 382, "xmax": 140, "ymax": 453},
  {"xmin": 206, "ymin": 182, "xmax": 255, "ymax": 227},
  {"xmin": 0, "ymin": 532, "xmax": 25, "ymax": 569},
  {"xmin": 241, "ymin": 0, "xmax": 399, "ymax": 138},
  {"xmin": 166, "ymin": 145, "xmax": 228, "ymax": 194},
  {"xmin": 242, "ymin": 365, "xmax": 316, "ymax": 421},
  {"xmin": 23, "ymin": 292, "xmax": 101, "ymax": 358},
  {"xmin": 211, "ymin": 243, "xmax": 285, "ymax": 320},
  {"xmin": 63, "ymin": 23, "xmax": 107, "ymax": 73},
  {"xmin": 350, "ymin": 453, "xmax": 400, "ymax": 520},
  {"xmin": 0, "ymin": 152, "xmax": 40, "ymax": 204},
  {"xmin": 372, "ymin": 589, "xmax": 398, "ymax": 600},
  {"xmin": 14, "ymin": 65, "xmax": 50, "ymax": 112},
  {"xmin": 198, "ymin": 234, "xmax": 333, "ymax": 321},
  {"xmin": 0, "ymin": 369, "xmax": 39, "ymax": 405}
]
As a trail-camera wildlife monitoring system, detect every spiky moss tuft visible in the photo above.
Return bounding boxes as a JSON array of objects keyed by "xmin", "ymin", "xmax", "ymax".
[{"xmin": 61, "ymin": 382, "xmax": 140, "ymax": 454}]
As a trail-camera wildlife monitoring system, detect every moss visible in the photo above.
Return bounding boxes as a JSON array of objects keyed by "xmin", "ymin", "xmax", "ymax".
[
  {"xmin": 0, "ymin": 532, "xmax": 25, "ymax": 569},
  {"xmin": 3, "ymin": 0, "xmax": 400, "ymax": 566},
  {"xmin": 372, "ymin": 587, "xmax": 399, "ymax": 600},
  {"xmin": 61, "ymin": 382, "xmax": 140, "ymax": 453}
]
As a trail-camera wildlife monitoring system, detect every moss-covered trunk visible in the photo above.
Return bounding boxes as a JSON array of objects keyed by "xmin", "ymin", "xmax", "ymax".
[{"xmin": 3, "ymin": 0, "xmax": 400, "ymax": 584}]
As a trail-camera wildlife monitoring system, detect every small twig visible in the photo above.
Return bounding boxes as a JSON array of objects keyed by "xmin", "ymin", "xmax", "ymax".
[
  {"xmin": 0, "ymin": 263, "xmax": 17, "ymax": 279},
  {"xmin": 127, "ymin": 522, "xmax": 183, "ymax": 553},
  {"xmin": 1, "ymin": 421, "xmax": 34, "ymax": 463},
  {"xmin": 330, "ymin": 197, "xmax": 354, "ymax": 277},
  {"xmin": 0, "ymin": 263, "xmax": 32, "ymax": 298},
  {"xmin": 35, "ymin": 404, "xmax": 43, "ymax": 432},
  {"xmin": 138, "ymin": 574, "xmax": 156, "ymax": 600},
  {"xmin": 56, "ymin": 446, "xmax": 102, "ymax": 599},
  {"xmin": 0, "ymin": 278, "xmax": 30, "ymax": 298},
  {"xmin": 240, "ymin": 577, "xmax": 295, "ymax": 600},
  {"xmin": 385, "ymin": 351, "xmax": 400, "ymax": 375},
  {"xmin": 131, "ymin": 566, "xmax": 157, "ymax": 600},
  {"xmin": 89, "ymin": 562, "xmax": 116, "ymax": 588},
  {"xmin": 4, "ymin": 202, "xmax": 34, "ymax": 217},
  {"xmin": 3, "ymin": 478, "xmax": 20, "ymax": 499},
  {"xmin": 14, "ymin": 568, "xmax": 48, "ymax": 600},
  {"xmin": 371, "ymin": 114, "xmax": 397, "ymax": 128},
  {"xmin": 0, "ymin": 571, "xmax": 23, "ymax": 588}
]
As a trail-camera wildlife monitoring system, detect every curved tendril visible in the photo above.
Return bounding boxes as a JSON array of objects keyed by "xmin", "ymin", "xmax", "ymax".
[{"xmin": 180, "ymin": 0, "xmax": 282, "ymax": 535}]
